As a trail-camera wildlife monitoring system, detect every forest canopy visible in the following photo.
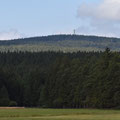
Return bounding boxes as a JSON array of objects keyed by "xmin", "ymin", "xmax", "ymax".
[{"xmin": 0, "ymin": 49, "xmax": 120, "ymax": 108}]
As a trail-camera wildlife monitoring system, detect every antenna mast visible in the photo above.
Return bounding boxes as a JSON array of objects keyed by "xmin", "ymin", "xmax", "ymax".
[{"xmin": 73, "ymin": 29, "xmax": 76, "ymax": 35}]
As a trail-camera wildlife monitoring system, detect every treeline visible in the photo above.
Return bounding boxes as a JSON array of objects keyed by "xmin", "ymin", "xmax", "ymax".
[{"xmin": 0, "ymin": 49, "xmax": 120, "ymax": 108}]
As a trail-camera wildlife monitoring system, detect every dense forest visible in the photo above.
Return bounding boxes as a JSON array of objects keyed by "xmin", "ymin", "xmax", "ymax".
[
  {"xmin": 0, "ymin": 49, "xmax": 120, "ymax": 108},
  {"xmin": 0, "ymin": 35, "xmax": 120, "ymax": 52}
]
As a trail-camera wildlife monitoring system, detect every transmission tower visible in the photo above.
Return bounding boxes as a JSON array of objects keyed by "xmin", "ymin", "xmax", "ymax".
[{"xmin": 73, "ymin": 29, "xmax": 76, "ymax": 35}]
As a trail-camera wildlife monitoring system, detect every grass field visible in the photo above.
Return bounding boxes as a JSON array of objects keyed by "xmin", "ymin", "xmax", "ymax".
[{"xmin": 0, "ymin": 108, "xmax": 120, "ymax": 120}]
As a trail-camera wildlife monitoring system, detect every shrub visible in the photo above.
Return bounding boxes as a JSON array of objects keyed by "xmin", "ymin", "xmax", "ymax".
[{"xmin": 9, "ymin": 101, "xmax": 17, "ymax": 107}]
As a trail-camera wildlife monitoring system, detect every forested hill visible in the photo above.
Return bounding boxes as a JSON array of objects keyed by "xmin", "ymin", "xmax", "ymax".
[{"xmin": 0, "ymin": 34, "xmax": 120, "ymax": 52}]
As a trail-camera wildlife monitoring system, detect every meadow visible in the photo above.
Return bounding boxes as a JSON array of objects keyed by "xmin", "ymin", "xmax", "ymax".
[{"xmin": 0, "ymin": 108, "xmax": 120, "ymax": 120}]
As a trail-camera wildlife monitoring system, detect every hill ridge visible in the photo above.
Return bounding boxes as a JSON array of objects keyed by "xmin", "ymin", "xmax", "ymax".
[{"xmin": 0, "ymin": 34, "xmax": 120, "ymax": 52}]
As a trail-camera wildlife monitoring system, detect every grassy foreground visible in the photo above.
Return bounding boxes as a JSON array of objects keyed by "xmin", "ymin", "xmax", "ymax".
[{"xmin": 0, "ymin": 108, "xmax": 120, "ymax": 120}]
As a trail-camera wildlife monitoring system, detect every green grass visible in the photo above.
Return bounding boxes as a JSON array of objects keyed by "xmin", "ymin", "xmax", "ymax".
[{"xmin": 0, "ymin": 108, "xmax": 120, "ymax": 120}]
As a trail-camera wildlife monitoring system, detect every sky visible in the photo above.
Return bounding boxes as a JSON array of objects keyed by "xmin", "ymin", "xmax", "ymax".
[{"xmin": 0, "ymin": 0, "xmax": 120, "ymax": 40}]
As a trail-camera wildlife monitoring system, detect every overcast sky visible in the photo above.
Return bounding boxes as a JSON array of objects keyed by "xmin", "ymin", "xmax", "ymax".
[{"xmin": 0, "ymin": 0, "xmax": 120, "ymax": 40}]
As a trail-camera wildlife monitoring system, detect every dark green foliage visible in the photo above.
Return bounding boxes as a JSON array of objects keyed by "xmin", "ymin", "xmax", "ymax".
[
  {"xmin": 9, "ymin": 101, "xmax": 17, "ymax": 107},
  {"xmin": 0, "ymin": 50, "xmax": 120, "ymax": 108},
  {"xmin": 0, "ymin": 86, "xmax": 10, "ymax": 106}
]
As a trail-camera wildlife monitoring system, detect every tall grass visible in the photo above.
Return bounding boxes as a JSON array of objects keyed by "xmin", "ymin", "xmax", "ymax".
[{"xmin": 0, "ymin": 108, "xmax": 120, "ymax": 120}]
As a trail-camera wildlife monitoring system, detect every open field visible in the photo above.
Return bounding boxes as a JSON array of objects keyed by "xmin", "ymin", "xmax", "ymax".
[{"xmin": 0, "ymin": 108, "xmax": 120, "ymax": 120}]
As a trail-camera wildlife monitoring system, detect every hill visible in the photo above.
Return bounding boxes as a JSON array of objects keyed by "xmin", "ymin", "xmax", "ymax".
[{"xmin": 0, "ymin": 34, "xmax": 120, "ymax": 52}]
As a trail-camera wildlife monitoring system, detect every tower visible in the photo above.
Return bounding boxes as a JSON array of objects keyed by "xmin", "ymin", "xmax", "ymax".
[{"xmin": 73, "ymin": 29, "xmax": 76, "ymax": 35}]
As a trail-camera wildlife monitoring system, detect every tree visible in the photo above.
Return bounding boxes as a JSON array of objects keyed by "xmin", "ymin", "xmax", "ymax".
[{"xmin": 0, "ymin": 86, "xmax": 10, "ymax": 106}]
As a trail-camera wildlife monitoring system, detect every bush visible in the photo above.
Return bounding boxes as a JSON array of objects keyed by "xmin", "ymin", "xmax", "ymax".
[{"xmin": 9, "ymin": 101, "xmax": 17, "ymax": 107}]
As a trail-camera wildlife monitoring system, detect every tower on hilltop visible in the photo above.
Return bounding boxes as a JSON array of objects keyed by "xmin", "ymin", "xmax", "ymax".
[{"xmin": 73, "ymin": 29, "xmax": 76, "ymax": 35}]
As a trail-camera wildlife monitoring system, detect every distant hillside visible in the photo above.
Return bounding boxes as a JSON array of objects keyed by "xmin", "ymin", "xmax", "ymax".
[{"xmin": 0, "ymin": 34, "xmax": 120, "ymax": 52}]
